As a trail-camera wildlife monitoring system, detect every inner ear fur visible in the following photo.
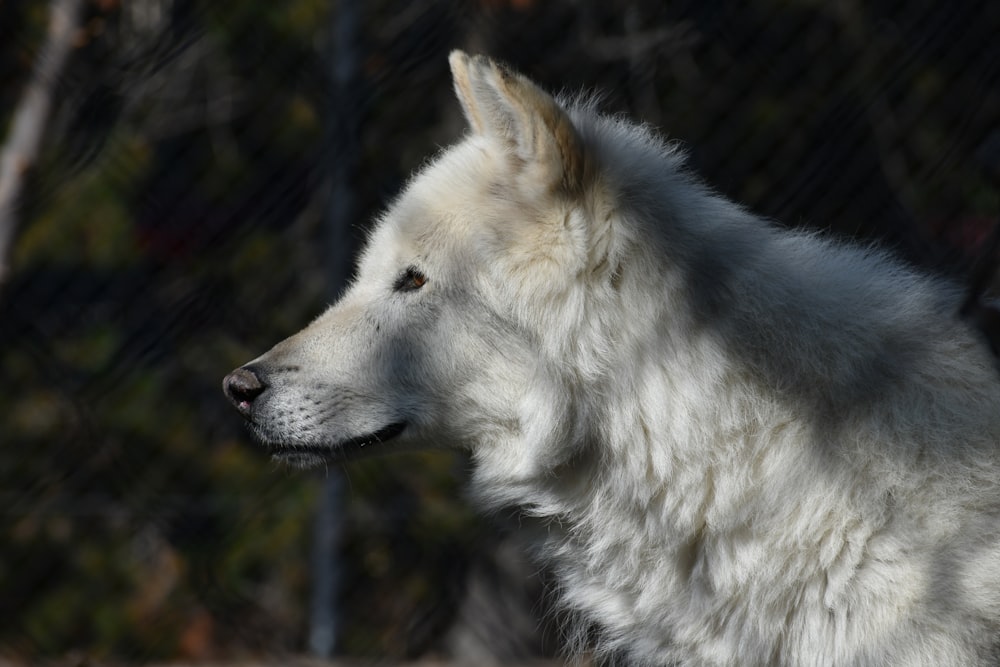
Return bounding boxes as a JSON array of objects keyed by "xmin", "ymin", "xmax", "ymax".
[{"xmin": 449, "ymin": 50, "xmax": 589, "ymax": 194}]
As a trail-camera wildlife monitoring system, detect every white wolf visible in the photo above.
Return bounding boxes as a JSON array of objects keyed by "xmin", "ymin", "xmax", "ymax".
[{"xmin": 224, "ymin": 52, "xmax": 1000, "ymax": 665}]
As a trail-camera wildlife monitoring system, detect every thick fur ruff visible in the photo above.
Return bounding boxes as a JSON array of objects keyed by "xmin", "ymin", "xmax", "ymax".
[{"xmin": 226, "ymin": 52, "xmax": 1000, "ymax": 665}]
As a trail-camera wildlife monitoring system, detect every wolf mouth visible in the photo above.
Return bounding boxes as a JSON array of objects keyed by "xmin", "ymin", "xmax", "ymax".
[{"xmin": 268, "ymin": 421, "xmax": 407, "ymax": 462}]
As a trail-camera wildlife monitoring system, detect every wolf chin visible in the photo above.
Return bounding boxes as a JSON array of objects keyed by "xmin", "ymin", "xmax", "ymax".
[{"xmin": 224, "ymin": 52, "xmax": 1000, "ymax": 665}]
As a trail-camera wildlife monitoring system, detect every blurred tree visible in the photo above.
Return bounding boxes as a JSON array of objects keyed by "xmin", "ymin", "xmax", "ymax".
[{"xmin": 0, "ymin": 0, "xmax": 85, "ymax": 283}]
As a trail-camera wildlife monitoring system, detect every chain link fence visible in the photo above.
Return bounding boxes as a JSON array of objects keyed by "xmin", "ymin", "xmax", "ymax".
[{"xmin": 1, "ymin": 0, "xmax": 998, "ymax": 664}]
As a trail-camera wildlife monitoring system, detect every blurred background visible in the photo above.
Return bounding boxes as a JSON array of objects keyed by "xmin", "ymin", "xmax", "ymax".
[{"xmin": 1, "ymin": 0, "xmax": 998, "ymax": 665}]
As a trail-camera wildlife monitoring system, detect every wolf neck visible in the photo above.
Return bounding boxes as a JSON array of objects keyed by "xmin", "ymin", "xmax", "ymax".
[
  {"xmin": 469, "ymin": 334, "xmax": 780, "ymax": 661},
  {"xmin": 465, "ymin": 192, "xmax": 779, "ymax": 662},
  {"xmin": 468, "ymin": 282, "xmax": 820, "ymax": 665}
]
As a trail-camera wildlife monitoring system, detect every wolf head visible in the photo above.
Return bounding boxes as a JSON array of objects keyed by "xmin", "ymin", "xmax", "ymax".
[{"xmin": 223, "ymin": 53, "xmax": 628, "ymax": 479}]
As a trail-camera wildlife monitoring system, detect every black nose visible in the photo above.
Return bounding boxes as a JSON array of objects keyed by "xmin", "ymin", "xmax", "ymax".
[{"xmin": 223, "ymin": 366, "xmax": 267, "ymax": 418}]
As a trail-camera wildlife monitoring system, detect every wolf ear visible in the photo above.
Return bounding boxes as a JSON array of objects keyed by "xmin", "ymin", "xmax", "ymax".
[{"xmin": 448, "ymin": 50, "xmax": 588, "ymax": 194}]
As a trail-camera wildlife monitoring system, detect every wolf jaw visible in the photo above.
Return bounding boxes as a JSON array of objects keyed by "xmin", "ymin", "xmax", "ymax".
[{"xmin": 256, "ymin": 420, "xmax": 407, "ymax": 467}]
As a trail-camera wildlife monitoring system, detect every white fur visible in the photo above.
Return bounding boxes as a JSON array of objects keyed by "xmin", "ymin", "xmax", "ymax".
[{"xmin": 231, "ymin": 52, "xmax": 1000, "ymax": 665}]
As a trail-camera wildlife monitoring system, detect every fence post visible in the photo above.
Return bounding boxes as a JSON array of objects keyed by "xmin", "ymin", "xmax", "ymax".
[{"xmin": 308, "ymin": 0, "xmax": 363, "ymax": 658}]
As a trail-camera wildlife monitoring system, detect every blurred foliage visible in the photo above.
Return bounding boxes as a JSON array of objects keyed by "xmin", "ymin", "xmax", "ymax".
[{"xmin": 0, "ymin": 0, "xmax": 998, "ymax": 663}]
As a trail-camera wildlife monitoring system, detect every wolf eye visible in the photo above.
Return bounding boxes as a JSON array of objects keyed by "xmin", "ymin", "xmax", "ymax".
[{"xmin": 394, "ymin": 266, "xmax": 427, "ymax": 293}]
